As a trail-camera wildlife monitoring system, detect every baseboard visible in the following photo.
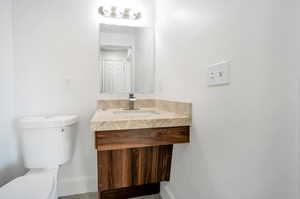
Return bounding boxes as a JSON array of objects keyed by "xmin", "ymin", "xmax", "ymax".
[
  {"xmin": 160, "ymin": 183, "xmax": 176, "ymax": 199},
  {"xmin": 58, "ymin": 176, "xmax": 97, "ymax": 197}
]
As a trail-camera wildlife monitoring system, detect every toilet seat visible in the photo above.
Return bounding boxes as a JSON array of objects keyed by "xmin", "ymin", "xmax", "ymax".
[{"xmin": 0, "ymin": 168, "xmax": 58, "ymax": 199}]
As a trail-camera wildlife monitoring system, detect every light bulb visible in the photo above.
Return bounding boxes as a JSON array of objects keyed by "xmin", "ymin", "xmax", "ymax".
[
  {"xmin": 99, "ymin": 6, "xmax": 111, "ymax": 17},
  {"xmin": 115, "ymin": 7, "xmax": 124, "ymax": 18},
  {"xmin": 99, "ymin": 6, "xmax": 141, "ymax": 20},
  {"xmin": 123, "ymin": 8, "xmax": 131, "ymax": 19},
  {"xmin": 110, "ymin": 6, "xmax": 117, "ymax": 17},
  {"xmin": 129, "ymin": 9, "xmax": 141, "ymax": 20}
]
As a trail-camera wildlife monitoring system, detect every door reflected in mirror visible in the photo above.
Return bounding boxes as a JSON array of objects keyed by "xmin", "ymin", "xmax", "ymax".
[{"xmin": 99, "ymin": 24, "xmax": 155, "ymax": 94}]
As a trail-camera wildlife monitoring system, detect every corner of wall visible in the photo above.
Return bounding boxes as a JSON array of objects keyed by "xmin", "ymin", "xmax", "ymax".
[{"xmin": 160, "ymin": 182, "xmax": 177, "ymax": 199}]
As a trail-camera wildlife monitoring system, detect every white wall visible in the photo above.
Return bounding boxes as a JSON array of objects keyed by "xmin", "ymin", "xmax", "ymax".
[
  {"xmin": 284, "ymin": 1, "xmax": 300, "ymax": 193},
  {"xmin": 156, "ymin": 0, "xmax": 299, "ymax": 199},
  {"xmin": 0, "ymin": 0, "xmax": 24, "ymax": 187},
  {"xmin": 12, "ymin": 0, "xmax": 300, "ymax": 198},
  {"xmin": 101, "ymin": 32, "xmax": 135, "ymax": 47},
  {"xmin": 135, "ymin": 28, "xmax": 155, "ymax": 93},
  {"xmin": 13, "ymin": 0, "xmax": 155, "ymax": 196},
  {"xmin": 13, "ymin": 0, "xmax": 99, "ymax": 195}
]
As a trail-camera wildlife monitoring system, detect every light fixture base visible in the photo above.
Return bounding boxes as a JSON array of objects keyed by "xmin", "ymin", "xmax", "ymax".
[{"xmin": 99, "ymin": 6, "xmax": 141, "ymax": 20}]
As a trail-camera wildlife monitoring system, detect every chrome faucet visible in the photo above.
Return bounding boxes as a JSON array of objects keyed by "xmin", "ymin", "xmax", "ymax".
[{"xmin": 128, "ymin": 93, "xmax": 136, "ymax": 110}]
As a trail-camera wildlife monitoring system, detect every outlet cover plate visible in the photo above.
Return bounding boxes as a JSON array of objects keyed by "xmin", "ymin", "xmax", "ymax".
[{"xmin": 208, "ymin": 61, "xmax": 230, "ymax": 86}]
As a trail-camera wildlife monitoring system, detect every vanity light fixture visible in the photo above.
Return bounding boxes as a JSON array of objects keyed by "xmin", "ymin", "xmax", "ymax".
[{"xmin": 99, "ymin": 6, "xmax": 141, "ymax": 20}]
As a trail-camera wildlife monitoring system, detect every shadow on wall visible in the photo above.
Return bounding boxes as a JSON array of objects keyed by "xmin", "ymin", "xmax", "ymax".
[
  {"xmin": 0, "ymin": 164, "xmax": 25, "ymax": 187},
  {"xmin": 0, "ymin": 119, "xmax": 27, "ymax": 187}
]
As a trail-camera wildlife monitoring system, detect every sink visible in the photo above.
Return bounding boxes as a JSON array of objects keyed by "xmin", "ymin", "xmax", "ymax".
[{"xmin": 113, "ymin": 109, "xmax": 160, "ymax": 115}]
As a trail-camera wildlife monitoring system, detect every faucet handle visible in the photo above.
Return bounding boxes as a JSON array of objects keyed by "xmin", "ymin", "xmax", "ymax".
[{"xmin": 129, "ymin": 93, "xmax": 136, "ymax": 101}]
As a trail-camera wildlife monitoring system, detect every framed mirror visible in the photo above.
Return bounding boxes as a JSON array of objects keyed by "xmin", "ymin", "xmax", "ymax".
[{"xmin": 99, "ymin": 24, "xmax": 155, "ymax": 94}]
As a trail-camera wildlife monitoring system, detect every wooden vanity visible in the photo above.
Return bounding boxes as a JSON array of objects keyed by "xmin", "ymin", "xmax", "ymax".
[{"xmin": 91, "ymin": 99, "xmax": 192, "ymax": 199}]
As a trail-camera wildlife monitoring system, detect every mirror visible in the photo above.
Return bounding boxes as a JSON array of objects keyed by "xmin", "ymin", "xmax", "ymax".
[{"xmin": 99, "ymin": 24, "xmax": 155, "ymax": 94}]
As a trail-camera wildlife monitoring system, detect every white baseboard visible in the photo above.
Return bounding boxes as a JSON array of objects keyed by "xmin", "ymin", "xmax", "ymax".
[
  {"xmin": 161, "ymin": 183, "xmax": 176, "ymax": 199},
  {"xmin": 58, "ymin": 176, "xmax": 97, "ymax": 197}
]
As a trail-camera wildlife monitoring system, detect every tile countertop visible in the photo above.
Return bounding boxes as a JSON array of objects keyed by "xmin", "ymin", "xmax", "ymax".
[{"xmin": 90, "ymin": 99, "xmax": 192, "ymax": 131}]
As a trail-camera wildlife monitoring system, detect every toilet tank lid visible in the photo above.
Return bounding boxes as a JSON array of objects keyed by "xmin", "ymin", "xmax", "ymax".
[
  {"xmin": 18, "ymin": 115, "xmax": 79, "ymax": 129},
  {"xmin": 0, "ymin": 169, "xmax": 57, "ymax": 199}
]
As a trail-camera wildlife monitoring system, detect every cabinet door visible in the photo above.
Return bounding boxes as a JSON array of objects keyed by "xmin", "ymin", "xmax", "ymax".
[{"xmin": 98, "ymin": 145, "xmax": 173, "ymax": 191}]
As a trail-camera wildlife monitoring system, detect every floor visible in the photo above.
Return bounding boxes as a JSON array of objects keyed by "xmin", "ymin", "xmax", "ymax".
[{"xmin": 59, "ymin": 192, "xmax": 161, "ymax": 199}]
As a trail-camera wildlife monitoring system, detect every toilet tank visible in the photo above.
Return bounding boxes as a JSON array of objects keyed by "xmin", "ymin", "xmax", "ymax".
[{"xmin": 18, "ymin": 115, "xmax": 79, "ymax": 169}]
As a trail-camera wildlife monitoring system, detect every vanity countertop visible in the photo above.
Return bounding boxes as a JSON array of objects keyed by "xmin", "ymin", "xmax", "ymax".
[{"xmin": 90, "ymin": 99, "xmax": 192, "ymax": 131}]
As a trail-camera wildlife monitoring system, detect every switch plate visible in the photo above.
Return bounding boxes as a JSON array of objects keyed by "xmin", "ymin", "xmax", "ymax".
[{"xmin": 208, "ymin": 61, "xmax": 230, "ymax": 86}]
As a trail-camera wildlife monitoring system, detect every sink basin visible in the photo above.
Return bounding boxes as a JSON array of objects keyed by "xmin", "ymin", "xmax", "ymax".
[{"xmin": 113, "ymin": 109, "xmax": 160, "ymax": 115}]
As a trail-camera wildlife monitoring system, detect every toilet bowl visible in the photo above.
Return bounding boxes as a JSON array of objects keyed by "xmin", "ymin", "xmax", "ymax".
[
  {"xmin": 0, "ymin": 115, "xmax": 79, "ymax": 199},
  {"xmin": 0, "ymin": 168, "xmax": 58, "ymax": 199}
]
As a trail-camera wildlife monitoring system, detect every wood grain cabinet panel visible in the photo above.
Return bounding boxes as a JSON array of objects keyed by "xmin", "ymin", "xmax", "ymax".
[
  {"xmin": 98, "ymin": 145, "xmax": 173, "ymax": 191},
  {"xmin": 95, "ymin": 126, "xmax": 190, "ymax": 199},
  {"xmin": 95, "ymin": 126, "xmax": 190, "ymax": 151}
]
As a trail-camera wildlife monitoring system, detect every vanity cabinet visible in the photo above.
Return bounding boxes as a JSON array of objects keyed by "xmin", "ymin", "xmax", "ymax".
[
  {"xmin": 91, "ymin": 99, "xmax": 192, "ymax": 199},
  {"xmin": 95, "ymin": 126, "xmax": 190, "ymax": 199}
]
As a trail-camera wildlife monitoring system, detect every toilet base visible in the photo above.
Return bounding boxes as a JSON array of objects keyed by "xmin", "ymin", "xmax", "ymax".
[
  {"xmin": 26, "ymin": 168, "xmax": 59, "ymax": 199},
  {"xmin": 0, "ymin": 168, "xmax": 59, "ymax": 199}
]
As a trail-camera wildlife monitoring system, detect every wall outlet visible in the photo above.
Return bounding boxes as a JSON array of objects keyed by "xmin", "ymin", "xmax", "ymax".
[{"xmin": 208, "ymin": 61, "xmax": 230, "ymax": 86}]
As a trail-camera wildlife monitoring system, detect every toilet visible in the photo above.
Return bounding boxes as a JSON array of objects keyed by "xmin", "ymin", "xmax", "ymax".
[{"xmin": 0, "ymin": 115, "xmax": 79, "ymax": 199}]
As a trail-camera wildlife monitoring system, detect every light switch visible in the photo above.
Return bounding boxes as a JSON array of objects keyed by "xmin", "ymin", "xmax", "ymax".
[{"xmin": 208, "ymin": 61, "xmax": 230, "ymax": 86}]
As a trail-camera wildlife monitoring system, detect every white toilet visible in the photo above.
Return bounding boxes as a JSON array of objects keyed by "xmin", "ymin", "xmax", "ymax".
[{"xmin": 0, "ymin": 115, "xmax": 79, "ymax": 199}]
